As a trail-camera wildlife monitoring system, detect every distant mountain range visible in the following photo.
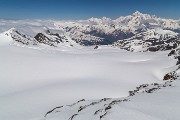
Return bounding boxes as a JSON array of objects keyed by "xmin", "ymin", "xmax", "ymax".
[{"xmin": 0, "ymin": 11, "xmax": 180, "ymax": 51}]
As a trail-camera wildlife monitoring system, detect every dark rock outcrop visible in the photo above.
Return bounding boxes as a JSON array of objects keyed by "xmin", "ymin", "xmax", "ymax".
[{"xmin": 34, "ymin": 33, "xmax": 56, "ymax": 47}]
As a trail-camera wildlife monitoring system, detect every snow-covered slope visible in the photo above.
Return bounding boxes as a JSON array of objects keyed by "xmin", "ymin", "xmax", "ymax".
[
  {"xmin": 115, "ymin": 11, "xmax": 180, "ymax": 30},
  {"xmin": 113, "ymin": 28, "xmax": 180, "ymax": 52},
  {"xmin": 54, "ymin": 11, "xmax": 180, "ymax": 45},
  {"xmin": 0, "ymin": 28, "xmax": 79, "ymax": 49},
  {"xmin": 0, "ymin": 11, "xmax": 179, "ymax": 47},
  {"xmin": 43, "ymin": 80, "xmax": 180, "ymax": 120},
  {"xmin": 34, "ymin": 30, "xmax": 78, "ymax": 48},
  {"xmin": 1, "ymin": 11, "xmax": 180, "ymax": 120},
  {"xmin": 43, "ymin": 47, "xmax": 180, "ymax": 120},
  {"xmin": 0, "ymin": 29, "xmax": 14, "ymax": 45},
  {"xmin": 0, "ymin": 44, "xmax": 178, "ymax": 120},
  {"xmin": 0, "ymin": 28, "xmax": 38, "ymax": 46}
]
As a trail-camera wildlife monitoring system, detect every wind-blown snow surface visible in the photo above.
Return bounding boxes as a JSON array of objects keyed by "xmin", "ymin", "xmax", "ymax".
[
  {"xmin": 44, "ymin": 80, "xmax": 180, "ymax": 120},
  {"xmin": 0, "ymin": 43, "xmax": 177, "ymax": 120}
]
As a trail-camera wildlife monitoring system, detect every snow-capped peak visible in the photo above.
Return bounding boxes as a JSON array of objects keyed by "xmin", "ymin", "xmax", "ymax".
[
  {"xmin": 1, "ymin": 11, "xmax": 180, "ymax": 48},
  {"xmin": 131, "ymin": 11, "xmax": 156, "ymax": 20},
  {"xmin": 0, "ymin": 28, "xmax": 14, "ymax": 45},
  {"xmin": 7, "ymin": 27, "xmax": 16, "ymax": 33},
  {"xmin": 132, "ymin": 11, "xmax": 144, "ymax": 16},
  {"xmin": 0, "ymin": 27, "xmax": 79, "ymax": 49}
]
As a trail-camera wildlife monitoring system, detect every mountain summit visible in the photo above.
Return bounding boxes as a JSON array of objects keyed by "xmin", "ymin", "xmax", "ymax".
[
  {"xmin": 132, "ymin": 11, "xmax": 144, "ymax": 16},
  {"xmin": 0, "ymin": 11, "xmax": 180, "ymax": 50}
]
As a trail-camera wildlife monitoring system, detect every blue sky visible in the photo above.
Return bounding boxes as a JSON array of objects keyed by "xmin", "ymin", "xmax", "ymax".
[{"xmin": 0, "ymin": 0, "xmax": 179, "ymax": 19}]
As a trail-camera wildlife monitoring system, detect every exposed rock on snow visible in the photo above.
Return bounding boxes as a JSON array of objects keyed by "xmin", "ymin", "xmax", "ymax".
[
  {"xmin": 0, "ymin": 28, "xmax": 38, "ymax": 46},
  {"xmin": 54, "ymin": 11, "xmax": 180, "ymax": 46},
  {"xmin": 113, "ymin": 28, "xmax": 180, "ymax": 52},
  {"xmin": 43, "ymin": 45, "xmax": 180, "ymax": 120},
  {"xmin": 0, "ymin": 12, "xmax": 180, "ymax": 49},
  {"xmin": 43, "ymin": 80, "xmax": 176, "ymax": 120},
  {"xmin": 1, "ymin": 11, "xmax": 180, "ymax": 120},
  {"xmin": 0, "ymin": 28, "xmax": 78, "ymax": 48}
]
